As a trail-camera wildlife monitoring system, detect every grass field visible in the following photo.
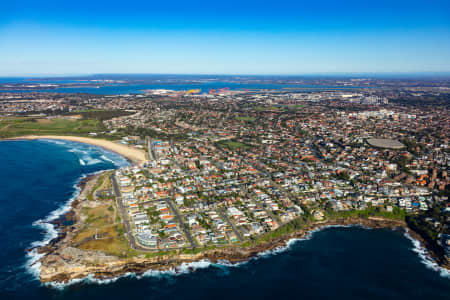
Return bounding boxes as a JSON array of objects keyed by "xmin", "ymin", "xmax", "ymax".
[
  {"xmin": 87, "ymin": 172, "xmax": 112, "ymax": 201},
  {"xmin": 235, "ymin": 116, "xmax": 256, "ymax": 122},
  {"xmin": 253, "ymin": 104, "xmax": 305, "ymax": 112},
  {"xmin": 73, "ymin": 203, "xmax": 135, "ymax": 257},
  {"xmin": 0, "ymin": 117, "xmax": 101, "ymax": 138},
  {"xmin": 72, "ymin": 174, "xmax": 137, "ymax": 258},
  {"xmin": 217, "ymin": 140, "xmax": 252, "ymax": 150},
  {"xmin": 282, "ymin": 104, "xmax": 305, "ymax": 111},
  {"xmin": 254, "ymin": 105, "xmax": 279, "ymax": 112}
]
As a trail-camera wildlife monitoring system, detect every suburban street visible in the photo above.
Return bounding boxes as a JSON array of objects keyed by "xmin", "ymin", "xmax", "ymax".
[
  {"xmin": 110, "ymin": 173, "xmax": 154, "ymax": 252},
  {"xmin": 218, "ymin": 208, "xmax": 244, "ymax": 242},
  {"xmin": 164, "ymin": 198, "xmax": 196, "ymax": 248}
]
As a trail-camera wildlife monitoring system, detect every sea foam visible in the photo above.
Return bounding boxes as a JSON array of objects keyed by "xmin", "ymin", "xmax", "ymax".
[
  {"xmin": 42, "ymin": 224, "xmax": 363, "ymax": 288},
  {"xmin": 403, "ymin": 229, "xmax": 450, "ymax": 279},
  {"xmin": 40, "ymin": 224, "xmax": 450, "ymax": 289},
  {"xmin": 26, "ymin": 175, "xmax": 84, "ymax": 280},
  {"xmin": 27, "ymin": 141, "xmax": 450, "ymax": 286},
  {"xmin": 42, "ymin": 139, "xmax": 129, "ymax": 168},
  {"xmin": 25, "ymin": 140, "xmax": 130, "ymax": 283}
]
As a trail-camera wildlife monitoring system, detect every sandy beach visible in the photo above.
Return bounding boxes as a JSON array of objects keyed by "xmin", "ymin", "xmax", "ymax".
[{"xmin": 8, "ymin": 135, "xmax": 146, "ymax": 163}]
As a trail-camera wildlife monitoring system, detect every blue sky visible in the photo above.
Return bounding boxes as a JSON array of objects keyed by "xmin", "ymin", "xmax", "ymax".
[{"xmin": 1, "ymin": 0, "xmax": 449, "ymax": 76}]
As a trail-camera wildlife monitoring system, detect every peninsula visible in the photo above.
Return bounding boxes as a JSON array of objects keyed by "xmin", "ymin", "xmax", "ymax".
[{"xmin": 0, "ymin": 83, "xmax": 447, "ymax": 283}]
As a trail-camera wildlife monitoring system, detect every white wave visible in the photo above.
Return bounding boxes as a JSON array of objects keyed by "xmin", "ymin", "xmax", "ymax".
[
  {"xmin": 41, "ymin": 139, "xmax": 67, "ymax": 146},
  {"xmin": 100, "ymin": 154, "xmax": 115, "ymax": 164},
  {"xmin": 38, "ymin": 222, "xmax": 450, "ymax": 288},
  {"xmin": 98, "ymin": 151, "xmax": 129, "ymax": 167},
  {"xmin": 26, "ymin": 252, "xmax": 44, "ymax": 280},
  {"xmin": 41, "ymin": 225, "xmax": 336, "ymax": 289},
  {"xmin": 44, "ymin": 260, "xmax": 215, "ymax": 289},
  {"xmin": 25, "ymin": 138, "xmax": 132, "ymax": 282},
  {"xmin": 83, "ymin": 158, "xmax": 103, "ymax": 165},
  {"xmin": 215, "ymin": 259, "xmax": 248, "ymax": 268},
  {"xmin": 24, "ymin": 167, "xmax": 118, "ymax": 282},
  {"xmin": 141, "ymin": 259, "xmax": 213, "ymax": 278},
  {"xmin": 40, "ymin": 138, "xmax": 130, "ymax": 168},
  {"xmin": 173, "ymin": 259, "xmax": 213, "ymax": 274},
  {"xmin": 70, "ymin": 149, "xmax": 89, "ymax": 156},
  {"xmin": 25, "ymin": 175, "xmax": 84, "ymax": 280},
  {"xmin": 403, "ymin": 229, "xmax": 450, "ymax": 279},
  {"xmin": 44, "ymin": 272, "xmax": 136, "ymax": 290},
  {"xmin": 37, "ymin": 224, "xmax": 360, "ymax": 289},
  {"xmin": 256, "ymin": 238, "xmax": 301, "ymax": 258}
]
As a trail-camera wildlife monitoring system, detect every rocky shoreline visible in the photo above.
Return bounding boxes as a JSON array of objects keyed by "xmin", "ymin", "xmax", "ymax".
[{"xmin": 36, "ymin": 173, "xmax": 449, "ymax": 285}]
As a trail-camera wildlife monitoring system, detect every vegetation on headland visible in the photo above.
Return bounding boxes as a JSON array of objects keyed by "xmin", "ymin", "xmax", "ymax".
[
  {"xmin": 73, "ymin": 204, "xmax": 134, "ymax": 257},
  {"xmin": 406, "ymin": 202, "xmax": 449, "ymax": 261},
  {"xmin": 0, "ymin": 110, "xmax": 136, "ymax": 140},
  {"xmin": 241, "ymin": 206, "xmax": 406, "ymax": 247},
  {"xmin": 86, "ymin": 172, "xmax": 111, "ymax": 201},
  {"xmin": 254, "ymin": 214, "xmax": 313, "ymax": 244},
  {"xmin": 72, "ymin": 174, "xmax": 138, "ymax": 258},
  {"xmin": 15, "ymin": 108, "xmax": 135, "ymax": 121},
  {"xmin": 0, "ymin": 117, "xmax": 102, "ymax": 138},
  {"xmin": 325, "ymin": 206, "xmax": 407, "ymax": 221}
]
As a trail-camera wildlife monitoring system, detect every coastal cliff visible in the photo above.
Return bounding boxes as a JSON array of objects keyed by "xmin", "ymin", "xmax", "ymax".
[
  {"xmin": 38, "ymin": 210, "xmax": 413, "ymax": 283},
  {"xmin": 35, "ymin": 173, "xmax": 449, "ymax": 284}
]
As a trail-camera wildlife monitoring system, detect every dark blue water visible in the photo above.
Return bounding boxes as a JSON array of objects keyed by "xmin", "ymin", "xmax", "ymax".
[{"xmin": 0, "ymin": 140, "xmax": 449, "ymax": 299}]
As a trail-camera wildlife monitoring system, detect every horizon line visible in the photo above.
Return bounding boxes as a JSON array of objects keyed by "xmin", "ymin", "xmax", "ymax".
[{"xmin": 2, "ymin": 71, "xmax": 450, "ymax": 78}]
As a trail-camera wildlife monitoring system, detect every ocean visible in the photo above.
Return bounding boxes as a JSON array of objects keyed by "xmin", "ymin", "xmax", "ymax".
[{"xmin": 0, "ymin": 140, "xmax": 449, "ymax": 299}]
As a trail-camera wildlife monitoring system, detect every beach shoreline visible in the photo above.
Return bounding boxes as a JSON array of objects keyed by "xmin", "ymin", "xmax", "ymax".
[{"xmin": 4, "ymin": 135, "xmax": 146, "ymax": 164}]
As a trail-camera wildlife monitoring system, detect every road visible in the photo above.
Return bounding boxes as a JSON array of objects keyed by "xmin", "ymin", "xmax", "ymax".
[
  {"xmin": 307, "ymin": 143, "xmax": 324, "ymax": 161},
  {"xmin": 218, "ymin": 208, "xmax": 244, "ymax": 242},
  {"xmin": 147, "ymin": 136, "xmax": 155, "ymax": 161},
  {"xmin": 164, "ymin": 198, "xmax": 196, "ymax": 248},
  {"xmin": 110, "ymin": 173, "xmax": 159, "ymax": 252}
]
